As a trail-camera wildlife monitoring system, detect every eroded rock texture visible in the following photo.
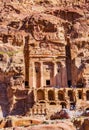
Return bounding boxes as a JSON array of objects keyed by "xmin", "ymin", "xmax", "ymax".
[
  {"xmin": 0, "ymin": 0, "xmax": 89, "ymax": 118},
  {"xmin": 79, "ymin": 119, "xmax": 89, "ymax": 130}
]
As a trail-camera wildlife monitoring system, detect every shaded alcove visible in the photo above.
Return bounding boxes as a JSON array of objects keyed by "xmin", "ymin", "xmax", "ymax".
[
  {"xmin": 24, "ymin": 35, "xmax": 29, "ymax": 88},
  {"xmin": 37, "ymin": 90, "xmax": 45, "ymax": 100},
  {"xmin": 68, "ymin": 90, "xmax": 74, "ymax": 101},
  {"xmin": 86, "ymin": 108, "xmax": 89, "ymax": 111},
  {"xmin": 35, "ymin": 62, "xmax": 41, "ymax": 88},
  {"xmin": 65, "ymin": 38, "xmax": 72, "ymax": 87},
  {"xmin": 86, "ymin": 91, "xmax": 89, "ymax": 100},
  {"xmin": 50, "ymin": 102, "xmax": 56, "ymax": 105},
  {"xmin": 60, "ymin": 102, "xmax": 67, "ymax": 109},
  {"xmin": 78, "ymin": 91, "xmax": 83, "ymax": 99},
  {"xmin": 58, "ymin": 91, "xmax": 64, "ymax": 101},
  {"xmin": 48, "ymin": 90, "xmax": 55, "ymax": 100}
]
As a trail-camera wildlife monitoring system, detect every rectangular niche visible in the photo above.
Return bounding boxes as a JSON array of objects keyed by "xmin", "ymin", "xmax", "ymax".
[{"xmin": 46, "ymin": 80, "xmax": 50, "ymax": 86}]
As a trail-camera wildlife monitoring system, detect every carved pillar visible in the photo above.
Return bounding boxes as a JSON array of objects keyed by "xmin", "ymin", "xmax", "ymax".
[
  {"xmin": 41, "ymin": 62, "xmax": 44, "ymax": 88},
  {"xmin": 53, "ymin": 62, "xmax": 57, "ymax": 87},
  {"xmin": 33, "ymin": 89, "xmax": 37, "ymax": 102},
  {"xmin": 83, "ymin": 89, "xmax": 86, "ymax": 101},
  {"xmin": 61, "ymin": 62, "xmax": 67, "ymax": 88},
  {"xmin": 45, "ymin": 89, "xmax": 48, "ymax": 102},
  {"xmin": 55, "ymin": 90, "xmax": 58, "ymax": 102},
  {"xmin": 30, "ymin": 62, "xmax": 36, "ymax": 88}
]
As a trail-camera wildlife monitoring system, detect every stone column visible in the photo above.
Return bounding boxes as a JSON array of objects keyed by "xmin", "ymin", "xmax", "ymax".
[
  {"xmin": 45, "ymin": 89, "xmax": 48, "ymax": 102},
  {"xmin": 53, "ymin": 62, "xmax": 57, "ymax": 87},
  {"xmin": 30, "ymin": 62, "xmax": 36, "ymax": 88},
  {"xmin": 40, "ymin": 62, "xmax": 44, "ymax": 88},
  {"xmin": 55, "ymin": 90, "xmax": 58, "ymax": 102},
  {"xmin": 83, "ymin": 89, "xmax": 86, "ymax": 101},
  {"xmin": 61, "ymin": 61, "xmax": 67, "ymax": 88}
]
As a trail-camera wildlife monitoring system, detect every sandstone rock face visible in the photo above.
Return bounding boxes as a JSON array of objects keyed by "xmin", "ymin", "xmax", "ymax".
[
  {"xmin": 3, "ymin": 121, "xmax": 76, "ymax": 130},
  {"xmin": 79, "ymin": 119, "xmax": 89, "ymax": 130},
  {"xmin": 23, "ymin": 122, "xmax": 76, "ymax": 130},
  {"xmin": 0, "ymin": 0, "xmax": 89, "ymax": 119}
]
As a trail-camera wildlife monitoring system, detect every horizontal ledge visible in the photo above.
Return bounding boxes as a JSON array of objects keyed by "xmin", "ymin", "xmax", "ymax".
[{"xmin": 29, "ymin": 55, "xmax": 66, "ymax": 58}]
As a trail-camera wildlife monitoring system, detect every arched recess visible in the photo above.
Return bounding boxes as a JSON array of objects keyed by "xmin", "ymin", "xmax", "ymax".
[
  {"xmin": 86, "ymin": 108, "xmax": 89, "ymax": 111},
  {"xmin": 50, "ymin": 102, "xmax": 56, "ymax": 105},
  {"xmin": 48, "ymin": 90, "xmax": 55, "ymax": 100},
  {"xmin": 58, "ymin": 91, "xmax": 64, "ymax": 101},
  {"xmin": 86, "ymin": 91, "xmax": 89, "ymax": 100},
  {"xmin": 37, "ymin": 90, "xmax": 45, "ymax": 100},
  {"xmin": 68, "ymin": 90, "xmax": 74, "ymax": 101}
]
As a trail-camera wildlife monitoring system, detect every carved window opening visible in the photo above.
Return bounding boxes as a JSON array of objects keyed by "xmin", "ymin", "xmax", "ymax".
[
  {"xmin": 58, "ymin": 92, "xmax": 64, "ymax": 101},
  {"xmin": 25, "ymin": 81, "xmax": 29, "ymax": 87},
  {"xmin": 37, "ymin": 90, "xmax": 45, "ymax": 100},
  {"xmin": 78, "ymin": 91, "xmax": 82, "ymax": 99},
  {"xmin": 35, "ymin": 62, "xmax": 41, "ymax": 88},
  {"xmin": 48, "ymin": 90, "xmax": 55, "ymax": 100},
  {"xmin": 86, "ymin": 91, "xmax": 89, "ymax": 100},
  {"xmin": 46, "ymin": 80, "xmax": 50, "ymax": 86},
  {"xmin": 68, "ymin": 80, "xmax": 72, "ymax": 88}
]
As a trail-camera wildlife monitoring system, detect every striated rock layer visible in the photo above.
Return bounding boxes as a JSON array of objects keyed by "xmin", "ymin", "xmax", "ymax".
[{"xmin": 3, "ymin": 120, "xmax": 76, "ymax": 130}]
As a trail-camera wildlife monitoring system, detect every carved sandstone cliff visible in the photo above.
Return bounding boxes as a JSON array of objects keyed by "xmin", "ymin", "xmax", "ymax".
[{"xmin": 0, "ymin": 0, "xmax": 89, "ymax": 118}]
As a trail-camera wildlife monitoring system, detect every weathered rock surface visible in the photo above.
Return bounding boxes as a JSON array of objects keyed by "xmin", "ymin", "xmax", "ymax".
[
  {"xmin": 3, "ymin": 120, "xmax": 76, "ymax": 130},
  {"xmin": 79, "ymin": 119, "xmax": 89, "ymax": 130},
  {"xmin": 0, "ymin": 0, "xmax": 89, "ymax": 121}
]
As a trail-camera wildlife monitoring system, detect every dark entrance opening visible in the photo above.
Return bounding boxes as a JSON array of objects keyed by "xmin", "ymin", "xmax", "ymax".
[
  {"xmin": 25, "ymin": 81, "xmax": 29, "ymax": 87},
  {"xmin": 68, "ymin": 80, "xmax": 72, "ymax": 88},
  {"xmin": 78, "ymin": 91, "xmax": 82, "ymax": 99},
  {"xmin": 46, "ymin": 80, "xmax": 50, "ymax": 86},
  {"xmin": 86, "ymin": 91, "xmax": 89, "ymax": 100}
]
